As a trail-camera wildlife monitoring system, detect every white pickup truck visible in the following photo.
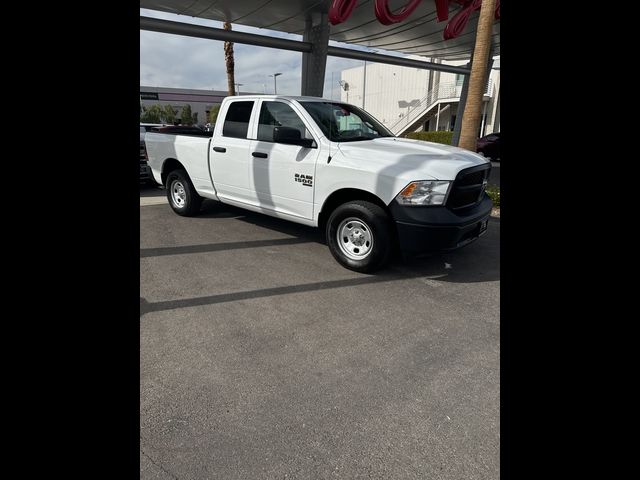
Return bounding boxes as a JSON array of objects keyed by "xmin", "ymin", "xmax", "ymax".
[{"xmin": 145, "ymin": 95, "xmax": 492, "ymax": 272}]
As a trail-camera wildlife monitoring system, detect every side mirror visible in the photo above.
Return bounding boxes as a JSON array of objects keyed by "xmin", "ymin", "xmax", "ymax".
[{"xmin": 273, "ymin": 126, "xmax": 315, "ymax": 148}]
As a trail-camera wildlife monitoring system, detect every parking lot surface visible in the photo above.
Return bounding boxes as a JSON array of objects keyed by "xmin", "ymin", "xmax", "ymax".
[{"xmin": 140, "ymin": 188, "xmax": 500, "ymax": 479}]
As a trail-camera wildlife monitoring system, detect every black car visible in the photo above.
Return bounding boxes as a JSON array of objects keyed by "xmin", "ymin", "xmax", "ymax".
[{"xmin": 476, "ymin": 132, "xmax": 501, "ymax": 161}]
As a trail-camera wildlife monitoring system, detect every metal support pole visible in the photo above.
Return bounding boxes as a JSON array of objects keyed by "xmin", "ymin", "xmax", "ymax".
[
  {"xmin": 331, "ymin": 72, "xmax": 334, "ymax": 100},
  {"xmin": 451, "ymin": 57, "xmax": 472, "ymax": 146},
  {"xmin": 435, "ymin": 103, "xmax": 441, "ymax": 131},
  {"xmin": 269, "ymin": 73, "xmax": 282, "ymax": 94},
  {"xmin": 493, "ymin": 88, "xmax": 500, "ymax": 132},
  {"xmin": 433, "ymin": 58, "xmax": 442, "ymax": 105},
  {"xmin": 140, "ymin": 17, "xmax": 471, "ymax": 76},
  {"xmin": 363, "ymin": 61, "xmax": 367, "ymax": 109},
  {"xmin": 301, "ymin": 12, "xmax": 330, "ymax": 97},
  {"xmin": 480, "ymin": 100, "xmax": 488, "ymax": 136},
  {"xmin": 326, "ymin": 45, "xmax": 469, "ymax": 74}
]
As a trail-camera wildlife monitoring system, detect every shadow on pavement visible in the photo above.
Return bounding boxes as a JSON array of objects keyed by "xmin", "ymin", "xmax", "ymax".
[
  {"xmin": 140, "ymin": 269, "xmax": 433, "ymax": 316},
  {"xmin": 140, "ymin": 199, "xmax": 499, "ymax": 316},
  {"xmin": 140, "ymin": 183, "xmax": 165, "ymax": 198},
  {"xmin": 140, "ymin": 237, "xmax": 310, "ymax": 258}
]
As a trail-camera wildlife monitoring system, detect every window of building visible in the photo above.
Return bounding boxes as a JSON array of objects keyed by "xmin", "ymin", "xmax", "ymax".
[
  {"xmin": 455, "ymin": 74, "xmax": 464, "ymax": 86},
  {"xmin": 222, "ymin": 101, "xmax": 254, "ymax": 138},
  {"xmin": 140, "ymin": 92, "xmax": 159, "ymax": 100}
]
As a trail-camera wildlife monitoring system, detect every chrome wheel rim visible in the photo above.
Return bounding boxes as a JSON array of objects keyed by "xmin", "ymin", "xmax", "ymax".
[
  {"xmin": 336, "ymin": 217, "xmax": 374, "ymax": 260},
  {"xmin": 171, "ymin": 180, "xmax": 186, "ymax": 208}
]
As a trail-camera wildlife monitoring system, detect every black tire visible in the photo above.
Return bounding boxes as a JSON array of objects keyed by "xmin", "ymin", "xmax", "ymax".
[
  {"xmin": 166, "ymin": 169, "xmax": 202, "ymax": 216},
  {"xmin": 326, "ymin": 200, "xmax": 393, "ymax": 273}
]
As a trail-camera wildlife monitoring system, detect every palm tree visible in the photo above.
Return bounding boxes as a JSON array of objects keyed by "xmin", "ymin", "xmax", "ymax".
[
  {"xmin": 223, "ymin": 22, "xmax": 236, "ymax": 96},
  {"xmin": 458, "ymin": 0, "xmax": 497, "ymax": 152}
]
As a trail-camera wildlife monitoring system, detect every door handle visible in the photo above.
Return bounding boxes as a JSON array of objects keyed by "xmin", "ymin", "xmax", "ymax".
[
  {"xmin": 252, "ymin": 152, "xmax": 268, "ymax": 158},
  {"xmin": 213, "ymin": 146, "xmax": 226, "ymax": 153}
]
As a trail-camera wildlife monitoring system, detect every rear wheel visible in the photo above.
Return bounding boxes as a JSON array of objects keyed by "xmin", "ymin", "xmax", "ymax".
[
  {"xmin": 326, "ymin": 200, "xmax": 393, "ymax": 273},
  {"xmin": 166, "ymin": 169, "xmax": 202, "ymax": 216}
]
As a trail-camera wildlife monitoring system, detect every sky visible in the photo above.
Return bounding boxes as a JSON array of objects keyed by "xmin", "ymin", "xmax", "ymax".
[{"xmin": 139, "ymin": 8, "xmax": 406, "ymax": 99}]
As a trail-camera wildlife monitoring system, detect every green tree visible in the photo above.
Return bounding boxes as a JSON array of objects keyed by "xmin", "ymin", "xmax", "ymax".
[
  {"xmin": 140, "ymin": 105, "xmax": 163, "ymax": 123},
  {"xmin": 208, "ymin": 105, "xmax": 221, "ymax": 124},
  {"xmin": 180, "ymin": 104, "xmax": 193, "ymax": 125},
  {"xmin": 163, "ymin": 105, "xmax": 177, "ymax": 124}
]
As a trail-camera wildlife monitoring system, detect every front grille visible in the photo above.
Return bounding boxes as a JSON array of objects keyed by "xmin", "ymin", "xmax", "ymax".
[
  {"xmin": 447, "ymin": 164, "xmax": 491, "ymax": 211},
  {"xmin": 456, "ymin": 169, "xmax": 486, "ymax": 187}
]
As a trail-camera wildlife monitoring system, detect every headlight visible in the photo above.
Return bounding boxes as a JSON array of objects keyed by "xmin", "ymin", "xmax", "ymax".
[{"xmin": 395, "ymin": 180, "xmax": 451, "ymax": 206}]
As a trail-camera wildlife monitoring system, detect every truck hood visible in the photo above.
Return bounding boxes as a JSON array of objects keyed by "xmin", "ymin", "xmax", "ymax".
[{"xmin": 336, "ymin": 137, "xmax": 489, "ymax": 181}]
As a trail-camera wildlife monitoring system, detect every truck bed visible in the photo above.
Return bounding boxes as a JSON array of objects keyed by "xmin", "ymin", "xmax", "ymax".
[{"xmin": 144, "ymin": 131, "xmax": 213, "ymax": 194}]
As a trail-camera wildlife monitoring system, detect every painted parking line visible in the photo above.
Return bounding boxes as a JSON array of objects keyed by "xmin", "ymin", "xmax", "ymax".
[{"xmin": 140, "ymin": 196, "xmax": 167, "ymax": 206}]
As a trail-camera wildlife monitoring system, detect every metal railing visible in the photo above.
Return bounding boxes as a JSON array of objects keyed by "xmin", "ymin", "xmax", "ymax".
[{"xmin": 390, "ymin": 79, "xmax": 493, "ymax": 135}]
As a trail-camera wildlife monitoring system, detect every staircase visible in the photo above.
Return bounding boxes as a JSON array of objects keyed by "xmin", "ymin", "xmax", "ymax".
[{"xmin": 390, "ymin": 80, "xmax": 492, "ymax": 136}]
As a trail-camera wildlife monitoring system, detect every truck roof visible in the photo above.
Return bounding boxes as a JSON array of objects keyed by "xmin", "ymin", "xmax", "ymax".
[{"xmin": 225, "ymin": 95, "xmax": 338, "ymax": 103}]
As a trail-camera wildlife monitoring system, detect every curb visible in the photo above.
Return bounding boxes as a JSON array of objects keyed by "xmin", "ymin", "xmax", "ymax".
[{"xmin": 140, "ymin": 197, "xmax": 168, "ymax": 206}]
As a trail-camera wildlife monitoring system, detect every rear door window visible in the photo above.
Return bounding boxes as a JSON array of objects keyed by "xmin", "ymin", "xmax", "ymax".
[{"xmin": 223, "ymin": 101, "xmax": 255, "ymax": 139}]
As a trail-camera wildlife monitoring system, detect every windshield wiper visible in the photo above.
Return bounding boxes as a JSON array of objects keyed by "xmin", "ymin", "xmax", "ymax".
[{"xmin": 337, "ymin": 136, "xmax": 376, "ymax": 142}]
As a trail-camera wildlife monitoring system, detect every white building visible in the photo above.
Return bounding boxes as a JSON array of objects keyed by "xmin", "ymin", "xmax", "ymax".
[{"xmin": 340, "ymin": 56, "xmax": 500, "ymax": 137}]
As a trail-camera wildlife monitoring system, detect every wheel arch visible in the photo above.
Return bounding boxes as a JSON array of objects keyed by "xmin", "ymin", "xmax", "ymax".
[
  {"xmin": 318, "ymin": 188, "xmax": 392, "ymax": 232},
  {"xmin": 161, "ymin": 158, "xmax": 187, "ymax": 186}
]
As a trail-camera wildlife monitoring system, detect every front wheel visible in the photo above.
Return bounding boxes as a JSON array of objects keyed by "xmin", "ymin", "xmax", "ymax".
[
  {"xmin": 166, "ymin": 169, "xmax": 202, "ymax": 216},
  {"xmin": 326, "ymin": 200, "xmax": 393, "ymax": 273}
]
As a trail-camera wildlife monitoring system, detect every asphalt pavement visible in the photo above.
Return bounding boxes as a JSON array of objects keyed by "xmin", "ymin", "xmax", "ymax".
[{"xmin": 140, "ymin": 189, "xmax": 500, "ymax": 479}]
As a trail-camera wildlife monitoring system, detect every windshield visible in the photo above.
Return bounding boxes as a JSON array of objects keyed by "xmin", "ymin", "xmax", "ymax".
[{"xmin": 300, "ymin": 101, "xmax": 394, "ymax": 142}]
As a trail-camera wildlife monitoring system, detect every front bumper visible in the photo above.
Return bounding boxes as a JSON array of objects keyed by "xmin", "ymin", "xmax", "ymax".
[{"xmin": 389, "ymin": 195, "xmax": 493, "ymax": 253}]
